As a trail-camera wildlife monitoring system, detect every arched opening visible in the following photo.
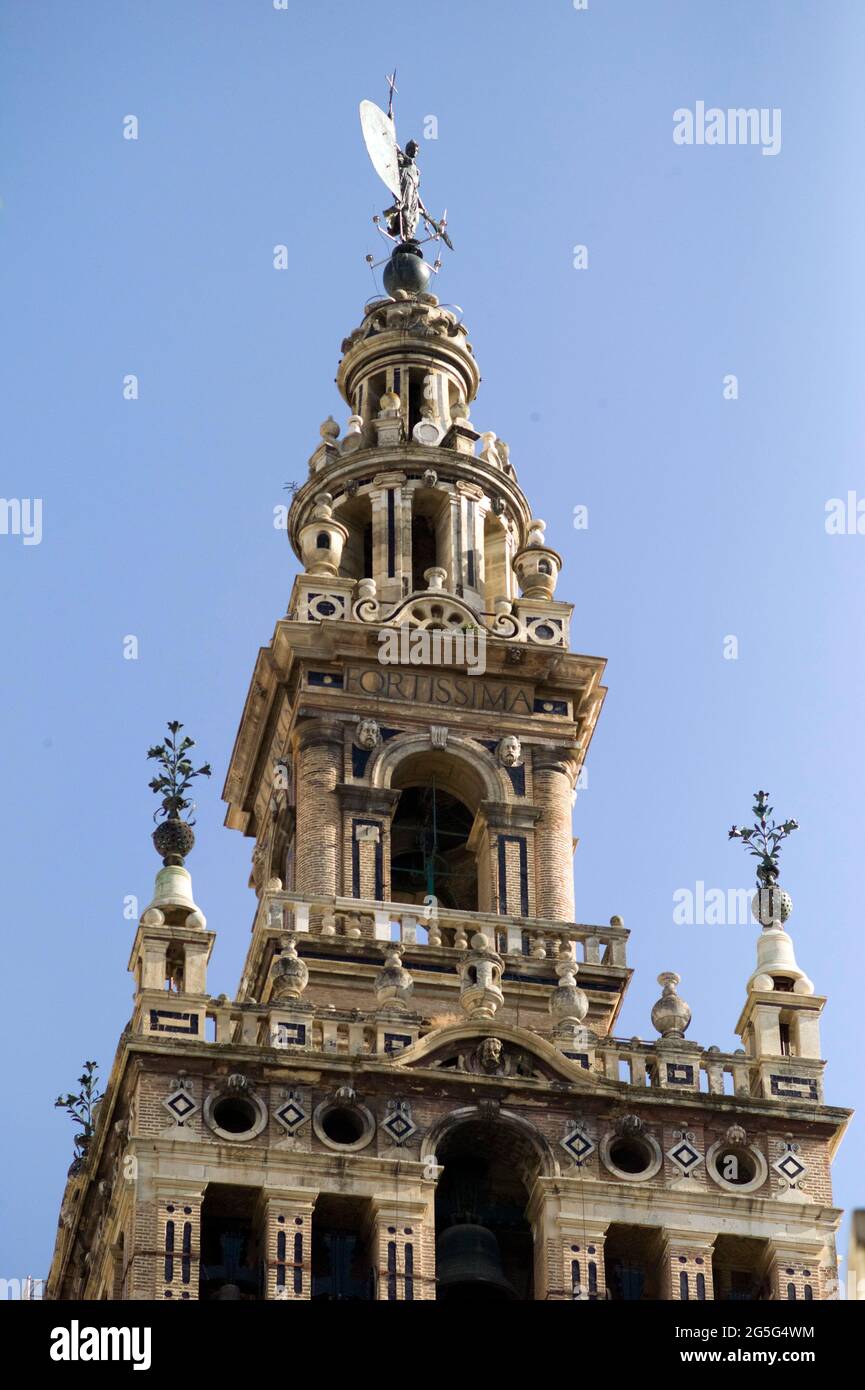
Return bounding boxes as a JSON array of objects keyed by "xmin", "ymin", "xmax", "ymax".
[
  {"xmin": 712, "ymin": 1235, "xmax": 770, "ymax": 1301},
  {"xmin": 311, "ymin": 1195, "xmax": 375, "ymax": 1301},
  {"xmin": 199, "ymin": 1185, "xmax": 263, "ymax": 1300},
  {"xmin": 434, "ymin": 1118, "xmax": 538, "ymax": 1301},
  {"xmin": 385, "ymin": 747, "xmax": 500, "ymax": 912},
  {"xmin": 411, "ymin": 514, "xmax": 437, "ymax": 591},
  {"xmin": 410, "ymin": 488, "xmax": 448, "ymax": 592},
  {"xmin": 603, "ymin": 1225, "xmax": 663, "ymax": 1301},
  {"xmin": 390, "ymin": 781, "xmax": 477, "ymax": 911},
  {"xmin": 165, "ymin": 942, "xmax": 185, "ymax": 992},
  {"xmin": 336, "ymin": 492, "xmax": 373, "ymax": 583},
  {"xmin": 483, "ymin": 509, "xmax": 511, "ymax": 611}
]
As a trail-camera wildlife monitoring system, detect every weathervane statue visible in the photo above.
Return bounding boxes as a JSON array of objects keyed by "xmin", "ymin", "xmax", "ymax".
[{"xmin": 359, "ymin": 72, "xmax": 453, "ymax": 295}]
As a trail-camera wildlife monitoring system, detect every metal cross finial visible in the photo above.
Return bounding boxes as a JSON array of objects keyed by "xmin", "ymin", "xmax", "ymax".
[
  {"xmin": 385, "ymin": 69, "xmax": 398, "ymax": 120},
  {"xmin": 728, "ymin": 790, "xmax": 799, "ymax": 887}
]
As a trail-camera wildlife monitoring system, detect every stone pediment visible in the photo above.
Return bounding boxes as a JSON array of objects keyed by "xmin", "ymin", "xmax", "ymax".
[{"xmin": 391, "ymin": 1021, "xmax": 613, "ymax": 1090}]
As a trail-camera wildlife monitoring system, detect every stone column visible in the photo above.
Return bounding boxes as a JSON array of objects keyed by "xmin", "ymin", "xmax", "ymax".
[
  {"xmin": 338, "ymin": 785, "xmax": 400, "ymax": 901},
  {"xmin": 293, "ymin": 719, "xmax": 343, "ymax": 896},
  {"xmin": 763, "ymin": 1240, "xmax": 825, "ymax": 1301},
  {"xmin": 455, "ymin": 480, "xmax": 485, "ymax": 608},
  {"xmin": 535, "ymin": 1200, "xmax": 609, "ymax": 1302},
  {"xmin": 532, "ymin": 751, "xmax": 578, "ymax": 921},
  {"xmin": 366, "ymin": 1198, "xmax": 435, "ymax": 1301},
  {"xmin": 527, "ymin": 1183, "xmax": 608, "ymax": 1302},
  {"xmin": 470, "ymin": 802, "xmax": 540, "ymax": 918},
  {"xmin": 258, "ymin": 1190, "xmax": 316, "ymax": 1300},
  {"xmin": 144, "ymin": 1186, "xmax": 205, "ymax": 1302},
  {"xmin": 563, "ymin": 1228, "xmax": 608, "ymax": 1302},
  {"xmin": 659, "ymin": 1230, "xmax": 715, "ymax": 1301},
  {"xmin": 371, "ymin": 471, "xmax": 408, "ymax": 605}
]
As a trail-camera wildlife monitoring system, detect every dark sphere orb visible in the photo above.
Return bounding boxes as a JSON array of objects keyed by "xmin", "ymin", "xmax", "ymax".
[{"xmin": 383, "ymin": 245, "xmax": 431, "ymax": 296}]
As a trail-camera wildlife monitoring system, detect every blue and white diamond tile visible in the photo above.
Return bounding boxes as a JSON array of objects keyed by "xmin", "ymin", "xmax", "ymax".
[
  {"xmin": 560, "ymin": 1126, "xmax": 595, "ymax": 1166},
  {"xmin": 162, "ymin": 1086, "xmax": 198, "ymax": 1125}
]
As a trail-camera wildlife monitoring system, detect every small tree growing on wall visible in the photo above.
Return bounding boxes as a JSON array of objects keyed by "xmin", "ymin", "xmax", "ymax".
[{"xmin": 54, "ymin": 1060, "xmax": 103, "ymax": 1169}]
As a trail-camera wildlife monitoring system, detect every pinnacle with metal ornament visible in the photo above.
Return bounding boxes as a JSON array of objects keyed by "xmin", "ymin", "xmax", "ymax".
[{"xmin": 360, "ymin": 71, "xmax": 453, "ymax": 296}]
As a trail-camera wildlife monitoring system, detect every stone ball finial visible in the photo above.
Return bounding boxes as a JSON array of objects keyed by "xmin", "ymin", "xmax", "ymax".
[
  {"xmin": 312, "ymin": 491, "xmax": 334, "ymax": 520},
  {"xmin": 650, "ymin": 971, "xmax": 692, "ymax": 1040},
  {"xmin": 379, "ymin": 389, "xmax": 401, "ymax": 415},
  {"xmin": 320, "ymin": 416, "xmax": 340, "ymax": 441},
  {"xmin": 479, "ymin": 432, "xmax": 501, "ymax": 467},
  {"xmin": 752, "ymin": 885, "xmax": 793, "ymax": 928},
  {"xmin": 527, "ymin": 518, "xmax": 547, "ymax": 547}
]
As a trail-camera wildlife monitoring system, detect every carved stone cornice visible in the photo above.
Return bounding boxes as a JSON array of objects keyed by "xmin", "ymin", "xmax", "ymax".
[{"xmin": 336, "ymin": 784, "xmax": 402, "ymax": 817}]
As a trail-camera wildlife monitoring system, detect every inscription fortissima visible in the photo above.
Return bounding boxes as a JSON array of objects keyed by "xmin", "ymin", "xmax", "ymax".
[{"xmin": 341, "ymin": 664, "xmax": 538, "ymax": 715}]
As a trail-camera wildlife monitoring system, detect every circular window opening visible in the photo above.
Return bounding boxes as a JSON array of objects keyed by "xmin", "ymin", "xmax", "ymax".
[
  {"xmin": 321, "ymin": 1106, "xmax": 365, "ymax": 1146},
  {"xmin": 713, "ymin": 1148, "xmax": 757, "ymax": 1187},
  {"xmin": 608, "ymin": 1138, "xmax": 652, "ymax": 1175},
  {"xmin": 212, "ymin": 1096, "xmax": 258, "ymax": 1135}
]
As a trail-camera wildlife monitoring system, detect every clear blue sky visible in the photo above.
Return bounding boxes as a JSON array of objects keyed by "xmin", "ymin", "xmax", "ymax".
[{"xmin": 2, "ymin": 0, "xmax": 863, "ymax": 1285}]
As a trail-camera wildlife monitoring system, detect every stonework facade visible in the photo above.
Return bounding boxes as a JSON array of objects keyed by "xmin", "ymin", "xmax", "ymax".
[{"xmin": 46, "ymin": 273, "xmax": 849, "ymax": 1302}]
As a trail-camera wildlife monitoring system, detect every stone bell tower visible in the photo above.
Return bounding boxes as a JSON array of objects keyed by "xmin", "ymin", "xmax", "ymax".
[{"xmin": 45, "ymin": 100, "xmax": 849, "ymax": 1304}]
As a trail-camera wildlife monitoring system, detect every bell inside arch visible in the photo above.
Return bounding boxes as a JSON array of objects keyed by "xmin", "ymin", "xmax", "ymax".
[{"xmin": 436, "ymin": 1223, "xmax": 518, "ymax": 1301}]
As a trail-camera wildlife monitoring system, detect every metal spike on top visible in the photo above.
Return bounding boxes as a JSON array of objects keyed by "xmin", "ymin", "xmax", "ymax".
[{"xmin": 728, "ymin": 790, "xmax": 799, "ymax": 888}]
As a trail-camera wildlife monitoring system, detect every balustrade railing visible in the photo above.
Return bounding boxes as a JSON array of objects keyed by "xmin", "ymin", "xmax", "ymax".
[
  {"xmin": 253, "ymin": 890, "xmax": 628, "ymax": 968},
  {"xmin": 197, "ymin": 991, "xmax": 820, "ymax": 1103}
]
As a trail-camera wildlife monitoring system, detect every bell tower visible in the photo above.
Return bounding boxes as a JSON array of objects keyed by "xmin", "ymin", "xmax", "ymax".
[
  {"xmin": 230, "ymin": 277, "xmax": 601, "ymax": 932},
  {"xmin": 45, "ymin": 92, "xmax": 849, "ymax": 1306}
]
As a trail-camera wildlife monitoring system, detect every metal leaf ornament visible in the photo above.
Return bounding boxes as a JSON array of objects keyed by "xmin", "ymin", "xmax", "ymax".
[
  {"xmin": 147, "ymin": 720, "xmax": 212, "ymax": 824},
  {"xmin": 728, "ymin": 790, "xmax": 799, "ymax": 887}
]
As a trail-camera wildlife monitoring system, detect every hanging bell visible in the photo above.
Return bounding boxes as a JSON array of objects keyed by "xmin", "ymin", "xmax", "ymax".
[
  {"xmin": 213, "ymin": 1282, "xmax": 242, "ymax": 1300},
  {"xmin": 436, "ymin": 1223, "xmax": 518, "ymax": 1300}
]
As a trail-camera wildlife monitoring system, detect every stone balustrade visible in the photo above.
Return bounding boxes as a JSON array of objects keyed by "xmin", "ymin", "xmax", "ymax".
[
  {"xmin": 193, "ymin": 990, "xmax": 822, "ymax": 1106},
  {"xmin": 253, "ymin": 889, "xmax": 628, "ymax": 968}
]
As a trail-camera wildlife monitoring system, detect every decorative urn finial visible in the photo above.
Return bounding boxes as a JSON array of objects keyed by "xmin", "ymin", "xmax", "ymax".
[
  {"xmin": 270, "ymin": 934, "xmax": 309, "ymax": 1002},
  {"xmin": 147, "ymin": 721, "xmax": 211, "ymax": 866},
  {"xmin": 651, "ymin": 972, "xmax": 692, "ymax": 1040},
  {"xmin": 374, "ymin": 942, "xmax": 414, "ymax": 1011},
  {"xmin": 729, "ymin": 790, "xmax": 798, "ymax": 927},
  {"xmin": 549, "ymin": 946, "xmax": 589, "ymax": 1037},
  {"xmin": 458, "ymin": 933, "xmax": 505, "ymax": 1021}
]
